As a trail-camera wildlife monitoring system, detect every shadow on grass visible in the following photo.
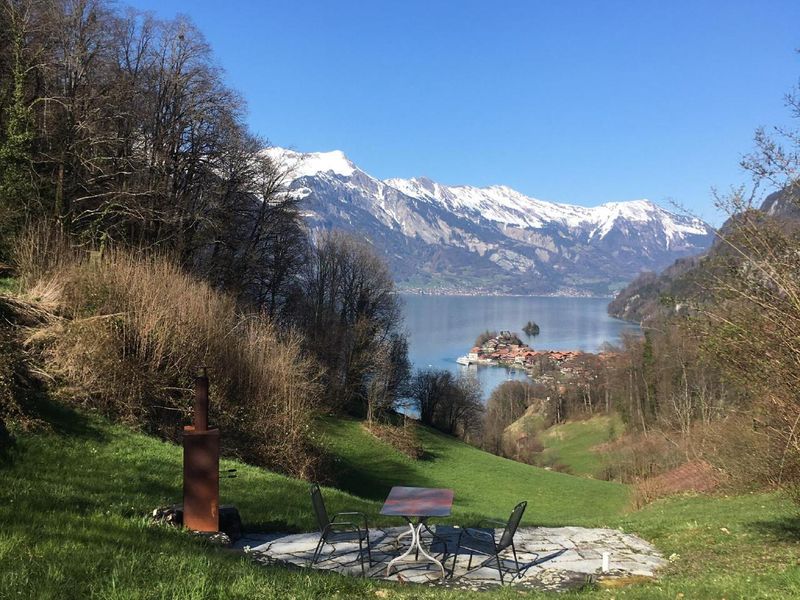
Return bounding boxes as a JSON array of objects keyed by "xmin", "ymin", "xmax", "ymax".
[
  {"xmin": 243, "ymin": 519, "xmax": 305, "ymax": 534},
  {"xmin": 2, "ymin": 381, "xmax": 109, "ymax": 468},
  {"xmin": 24, "ymin": 394, "xmax": 110, "ymax": 442},
  {"xmin": 329, "ymin": 454, "xmax": 436, "ymax": 502},
  {"xmin": 746, "ymin": 515, "xmax": 800, "ymax": 541},
  {"xmin": 417, "ymin": 449, "xmax": 440, "ymax": 462}
]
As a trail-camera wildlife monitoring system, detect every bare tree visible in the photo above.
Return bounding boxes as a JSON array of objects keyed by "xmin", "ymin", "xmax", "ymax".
[
  {"xmin": 295, "ymin": 230, "xmax": 406, "ymax": 415},
  {"xmin": 409, "ymin": 368, "xmax": 484, "ymax": 442},
  {"xmin": 482, "ymin": 380, "xmax": 537, "ymax": 454},
  {"xmin": 0, "ymin": 1, "xmax": 309, "ymax": 308}
]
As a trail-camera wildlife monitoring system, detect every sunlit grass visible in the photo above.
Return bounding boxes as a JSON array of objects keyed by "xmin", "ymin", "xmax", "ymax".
[
  {"xmin": 539, "ymin": 414, "xmax": 623, "ymax": 477},
  {"xmin": 1, "ymin": 400, "xmax": 798, "ymax": 598},
  {"xmin": 319, "ymin": 417, "xmax": 629, "ymax": 526}
]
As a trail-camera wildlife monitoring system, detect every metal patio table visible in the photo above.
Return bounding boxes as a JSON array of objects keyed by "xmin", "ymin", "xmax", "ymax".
[{"xmin": 381, "ymin": 486, "xmax": 454, "ymax": 579}]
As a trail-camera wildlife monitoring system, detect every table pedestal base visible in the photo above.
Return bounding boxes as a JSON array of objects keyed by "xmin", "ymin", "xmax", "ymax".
[{"xmin": 386, "ymin": 518, "xmax": 445, "ymax": 579}]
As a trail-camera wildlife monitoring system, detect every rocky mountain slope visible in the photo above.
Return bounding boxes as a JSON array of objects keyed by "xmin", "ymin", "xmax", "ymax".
[{"xmin": 268, "ymin": 148, "xmax": 715, "ymax": 295}]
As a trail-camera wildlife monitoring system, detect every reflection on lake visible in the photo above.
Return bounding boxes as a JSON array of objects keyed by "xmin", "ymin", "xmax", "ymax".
[{"xmin": 401, "ymin": 294, "xmax": 640, "ymax": 400}]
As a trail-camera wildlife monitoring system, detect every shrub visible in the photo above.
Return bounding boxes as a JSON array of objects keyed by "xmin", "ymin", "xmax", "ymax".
[
  {"xmin": 363, "ymin": 421, "xmax": 424, "ymax": 459},
  {"xmin": 631, "ymin": 460, "xmax": 721, "ymax": 508},
  {"xmin": 702, "ymin": 416, "xmax": 777, "ymax": 492},
  {"xmin": 597, "ymin": 432, "xmax": 685, "ymax": 483},
  {"xmin": 21, "ymin": 247, "xmax": 322, "ymax": 478}
]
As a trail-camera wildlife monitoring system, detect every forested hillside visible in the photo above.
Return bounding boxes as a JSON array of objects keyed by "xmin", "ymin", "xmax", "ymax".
[
  {"xmin": 0, "ymin": 0, "xmax": 416, "ymax": 478},
  {"xmin": 601, "ymin": 156, "xmax": 800, "ymax": 501},
  {"xmin": 608, "ymin": 188, "xmax": 800, "ymax": 323}
]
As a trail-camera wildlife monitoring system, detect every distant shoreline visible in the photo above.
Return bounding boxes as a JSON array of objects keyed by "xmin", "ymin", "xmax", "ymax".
[{"xmin": 398, "ymin": 289, "xmax": 617, "ymax": 299}]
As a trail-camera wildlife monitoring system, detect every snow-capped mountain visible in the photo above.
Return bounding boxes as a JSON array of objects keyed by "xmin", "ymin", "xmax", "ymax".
[{"xmin": 267, "ymin": 147, "xmax": 715, "ymax": 295}]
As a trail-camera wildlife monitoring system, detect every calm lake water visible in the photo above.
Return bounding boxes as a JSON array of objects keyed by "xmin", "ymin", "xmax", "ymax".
[{"xmin": 401, "ymin": 294, "xmax": 640, "ymax": 400}]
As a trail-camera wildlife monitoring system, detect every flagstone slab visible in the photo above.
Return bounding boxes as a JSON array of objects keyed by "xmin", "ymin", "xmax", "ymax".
[{"xmin": 235, "ymin": 525, "xmax": 666, "ymax": 592}]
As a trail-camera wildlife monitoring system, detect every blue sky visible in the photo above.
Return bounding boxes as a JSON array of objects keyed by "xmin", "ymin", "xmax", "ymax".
[{"xmin": 126, "ymin": 0, "xmax": 799, "ymax": 225}]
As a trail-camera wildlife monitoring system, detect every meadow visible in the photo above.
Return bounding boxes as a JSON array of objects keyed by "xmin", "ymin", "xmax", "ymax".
[{"xmin": 1, "ymin": 397, "xmax": 798, "ymax": 599}]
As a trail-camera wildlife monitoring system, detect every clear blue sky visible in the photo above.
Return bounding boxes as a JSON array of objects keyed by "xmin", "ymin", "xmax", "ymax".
[{"xmin": 126, "ymin": 0, "xmax": 799, "ymax": 225}]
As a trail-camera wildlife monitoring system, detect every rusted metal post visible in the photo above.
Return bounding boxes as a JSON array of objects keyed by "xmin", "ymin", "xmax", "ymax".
[
  {"xmin": 183, "ymin": 367, "xmax": 220, "ymax": 532},
  {"xmin": 194, "ymin": 367, "xmax": 209, "ymax": 432}
]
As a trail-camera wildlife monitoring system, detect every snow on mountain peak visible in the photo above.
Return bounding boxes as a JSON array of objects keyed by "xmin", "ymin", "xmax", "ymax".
[
  {"xmin": 269, "ymin": 146, "xmax": 711, "ymax": 246},
  {"xmin": 385, "ymin": 177, "xmax": 671, "ymax": 234},
  {"xmin": 264, "ymin": 147, "xmax": 355, "ymax": 179},
  {"xmin": 269, "ymin": 146, "xmax": 715, "ymax": 293}
]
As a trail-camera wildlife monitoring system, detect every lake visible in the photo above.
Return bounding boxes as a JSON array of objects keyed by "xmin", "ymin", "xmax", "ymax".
[{"xmin": 401, "ymin": 294, "xmax": 640, "ymax": 400}]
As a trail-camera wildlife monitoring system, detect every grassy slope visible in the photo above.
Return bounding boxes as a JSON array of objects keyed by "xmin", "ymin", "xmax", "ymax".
[
  {"xmin": 538, "ymin": 415, "xmax": 622, "ymax": 477},
  {"xmin": 616, "ymin": 493, "xmax": 800, "ymax": 598},
  {"xmin": 320, "ymin": 418, "xmax": 629, "ymax": 525},
  {"xmin": 0, "ymin": 402, "xmax": 458, "ymax": 600},
  {"xmin": 1, "ymin": 402, "xmax": 798, "ymax": 599}
]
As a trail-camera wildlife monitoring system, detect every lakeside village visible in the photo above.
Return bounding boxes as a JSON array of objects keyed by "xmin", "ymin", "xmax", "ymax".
[{"xmin": 457, "ymin": 331, "xmax": 608, "ymax": 385}]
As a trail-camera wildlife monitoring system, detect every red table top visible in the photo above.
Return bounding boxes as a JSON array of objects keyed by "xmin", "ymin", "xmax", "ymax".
[{"xmin": 380, "ymin": 486, "xmax": 454, "ymax": 517}]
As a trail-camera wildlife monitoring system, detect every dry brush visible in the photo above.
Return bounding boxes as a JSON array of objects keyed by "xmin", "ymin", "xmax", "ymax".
[{"xmin": 19, "ymin": 245, "xmax": 323, "ymax": 478}]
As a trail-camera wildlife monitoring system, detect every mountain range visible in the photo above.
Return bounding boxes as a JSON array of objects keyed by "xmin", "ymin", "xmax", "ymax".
[{"xmin": 267, "ymin": 147, "xmax": 715, "ymax": 296}]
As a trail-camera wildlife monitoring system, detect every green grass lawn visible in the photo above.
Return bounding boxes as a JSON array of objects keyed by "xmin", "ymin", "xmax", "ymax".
[
  {"xmin": 319, "ymin": 417, "xmax": 629, "ymax": 526},
  {"xmin": 614, "ymin": 492, "xmax": 800, "ymax": 598},
  {"xmin": 1, "ymin": 400, "xmax": 798, "ymax": 599},
  {"xmin": 539, "ymin": 415, "xmax": 622, "ymax": 478}
]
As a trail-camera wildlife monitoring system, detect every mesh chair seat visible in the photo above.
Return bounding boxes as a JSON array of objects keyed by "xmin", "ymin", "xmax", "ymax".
[
  {"xmin": 457, "ymin": 529, "xmax": 498, "ymax": 555},
  {"xmin": 452, "ymin": 501, "xmax": 527, "ymax": 584},
  {"xmin": 309, "ymin": 483, "xmax": 372, "ymax": 576}
]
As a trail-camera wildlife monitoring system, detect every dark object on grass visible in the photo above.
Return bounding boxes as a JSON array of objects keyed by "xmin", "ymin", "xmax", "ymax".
[
  {"xmin": 151, "ymin": 504, "xmax": 242, "ymax": 542},
  {"xmin": 451, "ymin": 500, "xmax": 527, "ymax": 584},
  {"xmin": 309, "ymin": 483, "xmax": 372, "ymax": 576},
  {"xmin": 218, "ymin": 504, "xmax": 243, "ymax": 541}
]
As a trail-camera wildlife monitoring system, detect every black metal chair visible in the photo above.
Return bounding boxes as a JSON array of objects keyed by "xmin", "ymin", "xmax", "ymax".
[
  {"xmin": 309, "ymin": 483, "xmax": 372, "ymax": 576},
  {"xmin": 451, "ymin": 500, "xmax": 527, "ymax": 584}
]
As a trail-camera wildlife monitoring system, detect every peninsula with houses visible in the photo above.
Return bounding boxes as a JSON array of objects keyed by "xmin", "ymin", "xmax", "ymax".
[{"xmin": 457, "ymin": 331, "xmax": 608, "ymax": 387}]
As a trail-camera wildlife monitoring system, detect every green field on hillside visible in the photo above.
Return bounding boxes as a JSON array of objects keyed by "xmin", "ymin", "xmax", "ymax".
[
  {"xmin": 319, "ymin": 417, "xmax": 629, "ymax": 525},
  {"xmin": 1, "ymin": 399, "xmax": 798, "ymax": 599},
  {"xmin": 502, "ymin": 413, "xmax": 621, "ymax": 478},
  {"xmin": 539, "ymin": 415, "xmax": 622, "ymax": 477}
]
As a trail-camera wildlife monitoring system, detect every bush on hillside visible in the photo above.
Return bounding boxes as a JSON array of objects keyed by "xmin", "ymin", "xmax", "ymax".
[
  {"xmin": 363, "ymin": 421, "xmax": 424, "ymax": 459},
  {"xmin": 20, "ymin": 245, "xmax": 322, "ymax": 478},
  {"xmin": 597, "ymin": 432, "xmax": 685, "ymax": 483},
  {"xmin": 0, "ymin": 294, "xmax": 56, "ymax": 457}
]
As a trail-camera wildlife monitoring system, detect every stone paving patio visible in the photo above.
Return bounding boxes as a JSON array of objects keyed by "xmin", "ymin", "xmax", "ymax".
[{"xmin": 235, "ymin": 525, "xmax": 667, "ymax": 592}]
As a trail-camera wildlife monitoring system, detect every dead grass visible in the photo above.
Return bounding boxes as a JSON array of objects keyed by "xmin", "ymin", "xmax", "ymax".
[
  {"xmin": 602, "ymin": 419, "xmax": 763, "ymax": 507},
  {"xmin": 0, "ymin": 295, "xmax": 53, "ymax": 446},
  {"xmin": 15, "ymin": 236, "xmax": 324, "ymax": 478},
  {"xmin": 598, "ymin": 431, "xmax": 686, "ymax": 483},
  {"xmin": 632, "ymin": 460, "xmax": 722, "ymax": 508},
  {"xmin": 363, "ymin": 421, "xmax": 424, "ymax": 459}
]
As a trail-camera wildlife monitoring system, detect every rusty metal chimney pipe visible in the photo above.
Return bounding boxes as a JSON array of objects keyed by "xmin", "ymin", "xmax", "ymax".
[
  {"xmin": 194, "ymin": 367, "xmax": 209, "ymax": 432},
  {"xmin": 183, "ymin": 366, "xmax": 219, "ymax": 532}
]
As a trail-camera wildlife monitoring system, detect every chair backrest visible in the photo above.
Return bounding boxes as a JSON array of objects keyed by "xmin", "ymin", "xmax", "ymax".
[
  {"xmin": 498, "ymin": 501, "xmax": 527, "ymax": 549},
  {"xmin": 309, "ymin": 483, "xmax": 330, "ymax": 532}
]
